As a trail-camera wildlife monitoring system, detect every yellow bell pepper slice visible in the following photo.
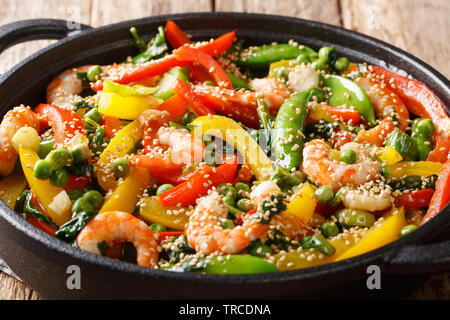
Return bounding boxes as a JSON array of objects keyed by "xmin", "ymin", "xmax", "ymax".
[
  {"xmin": 273, "ymin": 230, "xmax": 361, "ymax": 271},
  {"xmin": 307, "ymin": 103, "xmax": 334, "ymax": 122},
  {"xmin": 139, "ymin": 195, "xmax": 189, "ymax": 230},
  {"xmin": 388, "ymin": 161, "xmax": 443, "ymax": 179},
  {"xmin": 192, "ymin": 115, "xmax": 274, "ymax": 180},
  {"xmin": 379, "ymin": 146, "xmax": 403, "ymax": 166},
  {"xmin": 283, "ymin": 182, "xmax": 317, "ymax": 223},
  {"xmin": 98, "ymin": 81, "xmax": 161, "ymax": 120},
  {"xmin": 96, "ymin": 119, "xmax": 143, "ymax": 191},
  {"xmin": 0, "ymin": 172, "xmax": 27, "ymax": 209},
  {"xmin": 19, "ymin": 148, "xmax": 71, "ymax": 226},
  {"xmin": 100, "ymin": 167, "xmax": 152, "ymax": 213},
  {"xmin": 268, "ymin": 59, "xmax": 296, "ymax": 77},
  {"xmin": 335, "ymin": 207, "xmax": 406, "ymax": 261}
]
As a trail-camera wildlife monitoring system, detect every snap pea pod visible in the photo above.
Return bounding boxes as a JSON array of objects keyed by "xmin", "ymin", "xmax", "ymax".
[
  {"xmin": 238, "ymin": 43, "xmax": 317, "ymax": 69},
  {"xmin": 166, "ymin": 255, "xmax": 278, "ymax": 274},
  {"xmin": 386, "ymin": 129, "xmax": 418, "ymax": 161},
  {"xmin": 225, "ymin": 71, "xmax": 251, "ymax": 90},
  {"xmin": 272, "ymin": 89, "xmax": 319, "ymax": 171},
  {"xmin": 411, "ymin": 118, "xmax": 434, "ymax": 161},
  {"xmin": 256, "ymin": 95, "xmax": 274, "ymax": 156},
  {"xmin": 321, "ymin": 75, "xmax": 377, "ymax": 126}
]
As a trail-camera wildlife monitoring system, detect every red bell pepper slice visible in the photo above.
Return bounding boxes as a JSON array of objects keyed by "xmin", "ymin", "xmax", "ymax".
[
  {"xmin": 368, "ymin": 65, "xmax": 447, "ymax": 124},
  {"xmin": 156, "ymin": 94, "xmax": 188, "ymax": 120},
  {"xmin": 192, "ymin": 84, "xmax": 260, "ymax": 128},
  {"xmin": 172, "ymin": 79, "xmax": 215, "ymax": 116},
  {"xmin": 99, "ymin": 30, "xmax": 236, "ymax": 88},
  {"xmin": 154, "ymin": 231, "xmax": 185, "ymax": 243},
  {"xmin": 394, "ymin": 189, "xmax": 434, "ymax": 210},
  {"xmin": 189, "ymin": 64, "xmax": 214, "ymax": 83},
  {"xmin": 33, "ymin": 104, "xmax": 86, "ymax": 147},
  {"xmin": 150, "ymin": 165, "xmax": 202, "ymax": 185},
  {"xmin": 165, "ymin": 20, "xmax": 191, "ymax": 48},
  {"xmin": 422, "ymin": 160, "xmax": 450, "ymax": 224},
  {"xmin": 101, "ymin": 115, "xmax": 123, "ymax": 138},
  {"xmin": 321, "ymin": 105, "xmax": 361, "ymax": 124},
  {"xmin": 174, "ymin": 46, "xmax": 233, "ymax": 89},
  {"xmin": 27, "ymin": 216, "xmax": 57, "ymax": 236},
  {"xmin": 427, "ymin": 132, "xmax": 450, "ymax": 163},
  {"xmin": 158, "ymin": 161, "xmax": 238, "ymax": 207},
  {"xmin": 63, "ymin": 175, "xmax": 91, "ymax": 191}
]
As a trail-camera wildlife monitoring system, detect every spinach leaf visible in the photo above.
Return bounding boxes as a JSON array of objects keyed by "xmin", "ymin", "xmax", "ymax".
[
  {"xmin": 131, "ymin": 26, "xmax": 168, "ymax": 64},
  {"xmin": 15, "ymin": 190, "xmax": 58, "ymax": 228},
  {"xmin": 73, "ymin": 100, "xmax": 94, "ymax": 112},
  {"xmin": 66, "ymin": 160, "xmax": 94, "ymax": 177},
  {"xmin": 55, "ymin": 210, "xmax": 97, "ymax": 242}
]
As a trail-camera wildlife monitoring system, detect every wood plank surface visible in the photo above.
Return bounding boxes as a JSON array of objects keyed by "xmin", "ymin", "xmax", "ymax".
[{"xmin": 0, "ymin": 0, "xmax": 449, "ymax": 300}]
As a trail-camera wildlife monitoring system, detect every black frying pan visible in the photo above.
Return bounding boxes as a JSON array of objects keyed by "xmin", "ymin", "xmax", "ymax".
[{"xmin": 0, "ymin": 13, "xmax": 449, "ymax": 299}]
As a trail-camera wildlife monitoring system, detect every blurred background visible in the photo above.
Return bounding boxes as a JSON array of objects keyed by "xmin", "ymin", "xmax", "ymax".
[{"xmin": 0, "ymin": 0, "xmax": 449, "ymax": 299}]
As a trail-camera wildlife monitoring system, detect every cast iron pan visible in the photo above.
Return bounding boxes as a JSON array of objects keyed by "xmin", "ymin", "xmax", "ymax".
[{"xmin": 0, "ymin": 13, "xmax": 449, "ymax": 299}]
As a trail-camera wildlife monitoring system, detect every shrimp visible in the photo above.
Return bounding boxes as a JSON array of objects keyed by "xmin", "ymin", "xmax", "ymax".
[
  {"xmin": 186, "ymin": 192, "xmax": 269, "ymax": 255},
  {"xmin": 249, "ymin": 78, "xmax": 291, "ymax": 110},
  {"xmin": 302, "ymin": 140, "xmax": 381, "ymax": 192},
  {"xmin": 0, "ymin": 106, "xmax": 40, "ymax": 176},
  {"xmin": 250, "ymin": 180, "xmax": 281, "ymax": 207},
  {"xmin": 46, "ymin": 65, "xmax": 92, "ymax": 107},
  {"xmin": 340, "ymin": 185, "xmax": 393, "ymax": 211},
  {"xmin": 131, "ymin": 110, "xmax": 205, "ymax": 169},
  {"xmin": 355, "ymin": 74, "xmax": 409, "ymax": 146},
  {"xmin": 76, "ymin": 211, "xmax": 158, "ymax": 267}
]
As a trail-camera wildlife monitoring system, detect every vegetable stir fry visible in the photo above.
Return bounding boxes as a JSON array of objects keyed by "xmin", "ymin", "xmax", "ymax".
[{"xmin": 0, "ymin": 20, "xmax": 449, "ymax": 274}]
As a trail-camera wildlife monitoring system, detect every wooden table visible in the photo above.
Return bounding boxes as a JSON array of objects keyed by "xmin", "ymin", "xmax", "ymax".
[{"xmin": 0, "ymin": 0, "xmax": 449, "ymax": 299}]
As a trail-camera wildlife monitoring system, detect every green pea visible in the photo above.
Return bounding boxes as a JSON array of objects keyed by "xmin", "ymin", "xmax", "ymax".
[
  {"xmin": 182, "ymin": 112, "xmax": 196, "ymax": 126},
  {"xmin": 236, "ymin": 198, "xmax": 254, "ymax": 212},
  {"xmin": 311, "ymin": 58, "xmax": 327, "ymax": 71},
  {"xmin": 33, "ymin": 160, "xmax": 52, "ymax": 180},
  {"xmin": 87, "ymin": 65, "xmax": 103, "ymax": 82},
  {"xmin": 67, "ymin": 189, "xmax": 84, "ymax": 201},
  {"xmin": 314, "ymin": 186, "xmax": 334, "ymax": 205},
  {"xmin": 222, "ymin": 195, "xmax": 235, "ymax": 207},
  {"xmin": 334, "ymin": 57, "xmax": 349, "ymax": 72},
  {"xmin": 222, "ymin": 219, "xmax": 235, "ymax": 229},
  {"xmin": 156, "ymin": 184, "xmax": 174, "ymax": 196},
  {"xmin": 320, "ymin": 222, "xmax": 340, "ymax": 238},
  {"xmin": 416, "ymin": 119, "xmax": 434, "ymax": 139},
  {"xmin": 217, "ymin": 183, "xmax": 237, "ymax": 200},
  {"xmin": 82, "ymin": 190, "xmax": 104, "ymax": 210},
  {"xmin": 340, "ymin": 148, "xmax": 357, "ymax": 164},
  {"xmin": 248, "ymin": 242, "xmax": 272, "ymax": 258},
  {"xmin": 37, "ymin": 139, "xmax": 54, "ymax": 159},
  {"xmin": 318, "ymin": 46, "xmax": 335, "ymax": 62},
  {"xmin": 295, "ymin": 53, "xmax": 310, "ymax": 65},
  {"xmin": 400, "ymin": 224, "xmax": 418, "ymax": 237},
  {"xmin": 328, "ymin": 186, "xmax": 346, "ymax": 207},
  {"xmin": 335, "ymin": 209, "xmax": 375, "ymax": 228},
  {"xmin": 45, "ymin": 148, "xmax": 72, "ymax": 169},
  {"xmin": 110, "ymin": 158, "xmax": 130, "ymax": 179},
  {"xmin": 235, "ymin": 182, "xmax": 251, "ymax": 199},
  {"xmin": 285, "ymin": 171, "xmax": 304, "ymax": 186},
  {"xmin": 149, "ymin": 223, "xmax": 166, "ymax": 232},
  {"xmin": 71, "ymin": 197, "xmax": 94, "ymax": 214},
  {"xmin": 84, "ymin": 108, "xmax": 103, "ymax": 123},
  {"xmin": 203, "ymin": 81, "xmax": 215, "ymax": 86},
  {"xmin": 49, "ymin": 168, "xmax": 69, "ymax": 187}
]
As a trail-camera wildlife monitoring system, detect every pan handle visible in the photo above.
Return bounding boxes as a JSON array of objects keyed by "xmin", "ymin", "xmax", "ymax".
[
  {"xmin": 386, "ymin": 239, "xmax": 450, "ymax": 274},
  {"xmin": 0, "ymin": 19, "xmax": 92, "ymax": 53}
]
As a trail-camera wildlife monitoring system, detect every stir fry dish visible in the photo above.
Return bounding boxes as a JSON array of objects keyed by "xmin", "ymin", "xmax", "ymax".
[{"xmin": 0, "ymin": 20, "xmax": 449, "ymax": 274}]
